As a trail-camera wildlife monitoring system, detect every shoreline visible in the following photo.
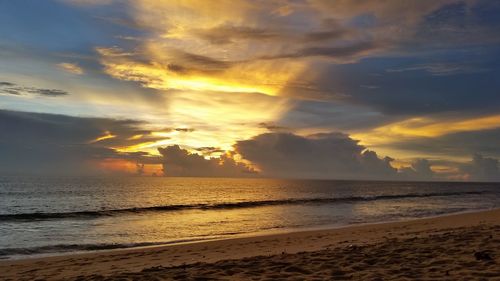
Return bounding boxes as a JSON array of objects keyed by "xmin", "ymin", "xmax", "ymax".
[
  {"xmin": 2, "ymin": 206, "xmax": 495, "ymax": 261},
  {"xmin": 2, "ymin": 207, "xmax": 500, "ymax": 280}
]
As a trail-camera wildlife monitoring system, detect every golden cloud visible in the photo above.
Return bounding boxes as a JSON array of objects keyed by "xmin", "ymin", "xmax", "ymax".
[
  {"xmin": 353, "ymin": 114, "xmax": 500, "ymax": 147},
  {"xmin": 57, "ymin": 62, "xmax": 84, "ymax": 75}
]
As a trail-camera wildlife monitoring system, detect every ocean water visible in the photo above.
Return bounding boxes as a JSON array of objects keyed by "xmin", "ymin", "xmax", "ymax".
[{"xmin": 1, "ymin": 176, "xmax": 499, "ymax": 260}]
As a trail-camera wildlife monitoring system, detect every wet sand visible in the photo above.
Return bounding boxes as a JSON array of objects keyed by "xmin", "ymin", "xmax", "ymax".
[{"xmin": 1, "ymin": 209, "xmax": 499, "ymax": 280}]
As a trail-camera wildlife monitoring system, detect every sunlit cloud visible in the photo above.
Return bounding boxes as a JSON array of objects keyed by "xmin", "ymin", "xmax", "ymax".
[
  {"xmin": 96, "ymin": 46, "xmax": 305, "ymax": 97},
  {"xmin": 354, "ymin": 114, "xmax": 500, "ymax": 146},
  {"xmin": 2, "ymin": 0, "xmax": 500, "ymax": 179},
  {"xmin": 127, "ymin": 134, "xmax": 144, "ymax": 140},
  {"xmin": 57, "ymin": 62, "xmax": 84, "ymax": 75},
  {"xmin": 93, "ymin": 0, "xmax": 384, "ymax": 100},
  {"xmin": 90, "ymin": 0, "xmax": 380, "ymax": 157},
  {"xmin": 113, "ymin": 90, "xmax": 290, "ymax": 155},
  {"xmin": 114, "ymin": 140, "xmax": 169, "ymax": 153},
  {"xmin": 89, "ymin": 131, "xmax": 117, "ymax": 143}
]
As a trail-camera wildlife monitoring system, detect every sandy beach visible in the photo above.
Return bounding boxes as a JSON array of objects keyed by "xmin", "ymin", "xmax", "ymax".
[{"xmin": 1, "ymin": 209, "xmax": 499, "ymax": 281}]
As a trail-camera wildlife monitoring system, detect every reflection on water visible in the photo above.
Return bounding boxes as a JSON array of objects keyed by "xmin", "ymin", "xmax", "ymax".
[{"xmin": 0, "ymin": 176, "xmax": 499, "ymax": 258}]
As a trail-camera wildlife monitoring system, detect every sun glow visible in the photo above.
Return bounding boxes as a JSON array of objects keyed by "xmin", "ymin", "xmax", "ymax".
[
  {"xmin": 97, "ymin": 158, "xmax": 162, "ymax": 175},
  {"xmin": 91, "ymin": 2, "xmax": 308, "ymax": 161},
  {"xmin": 165, "ymin": 76, "xmax": 278, "ymax": 96}
]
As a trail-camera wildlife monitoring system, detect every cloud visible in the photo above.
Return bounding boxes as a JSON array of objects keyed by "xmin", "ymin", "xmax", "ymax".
[
  {"xmin": 235, "ymin": 132, "xmax": 398, "ymax": 180},
  {"xmin": 304, "ymin": 53, "xmax": 500, "ymax": 115},
  {"xmin": 308, "ymin": 0, "xmax": 456, "ymax": 25},
  {"xmin": 166, "ymin": 49, "xmax": 233, "ymax": 73},
  {"xmin": 191, "ymin": 20, "xmax": 357, "ymax": 45},
  {"xmin": 2, "ymin": 109, "xmax": 495, "ymax": 181},
  {"xmin": 260, "ymin": 41, "xmax": 381, "ymax": 61},
  {"xmin": 232, "ymin": 132, "xmax": 450, "ymax": 181},
  {"xmin": 413, "ymin": 1, "xmax": 500, "ymax": 48},
  {"xmin": 308, "ymin": 0, "xmax": 500, "ymax": 50},
  {"xmin": 353, "ymin": 114, "xmax": 500, "ymax": 148},
  {"xmin": 0, "ymin": 81, "xmax": 69, "ymax": 97},
  {"xmin": 386, "ymin": 63, "xmax": 489, "ymax": 76},
  {"xmin": 382, "ymin": 127, "xmax": 500, "ymax": 159},
  {"xmin": 193, "ymin": 146, "xmax": 226, "ymax": 157},
  {"xmin": 27, "ymin": 88, "xmax": 68, "ymax": 97},
  {"xmin": 3, "ymin": 0, "xmax": 500, "ymax": 180},
  {"xmin": 93, "ymin": 0, "xmax": 389, "ymax": 99},
  {"xmin": 57, "ymin": 62, "xmax": 85, "ymax": 74},
  {"xmin": 0, "ymin": 109, "xmax": 160, "ymax": 175},
  {"xmin": 96, "ymin": 46, "xmax": 298, "ymax": 96},
  {"xmin": 174, "ymin": 128, "xmax": 195, "ymax": 133},
  {"xmin": 399, "ymin": 159, "xmax": 435, "ymax": 181},
  {"xmin": 461, "ymin": 154, "xmax": 500, "ymax": 182},
  {"xmin": 192, "ymin": 25, "xmax": 280, "ymax": 45},
  {"xmin": 258, "ymin": 122, "xmax": 289, "ymax": 132},
  {"xmin": 158, "ymin": 145, "xmax": 256, "ymax": 177},
  {"xmin": 85, "ymin": 0, "xmax": 500, "ymax": 158}
]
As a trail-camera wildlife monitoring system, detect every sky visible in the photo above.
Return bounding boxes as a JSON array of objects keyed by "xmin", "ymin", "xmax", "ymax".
[{"xmin": 1, "ymin": 0, "xmax": 499, "ymax": 181}]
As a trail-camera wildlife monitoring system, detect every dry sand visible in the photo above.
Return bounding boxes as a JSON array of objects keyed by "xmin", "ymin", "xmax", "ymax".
[{"xmin": 1, "ymin": 209, "xmax": 500, "ymax": 280}]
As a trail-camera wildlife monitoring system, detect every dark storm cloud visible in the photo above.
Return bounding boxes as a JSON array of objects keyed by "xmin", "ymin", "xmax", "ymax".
[
  {"xmin": 0, "ymin": 110, "xmax": 156, "ymax": 175},
  {"xmin": 0, "ymin": 81, "xmax": 69, "ymax": 97},
  {"xmin": 399, "ymin": 159, "xmax": 435, "ymax": 181},
  {"xmin": 461, "ymin": 154, "xmax": 500, "ymax": 182},
  {"xmin": 158, "ymin": 145, "xmax": 256, "ymax": 177},
  {"xmin": 0, "ymin": 109, "xmax": 142, "ymax": 141},
  {"xmin": 2, "ymin": 0, "xmax": 500, "ymax": 181},
  {"xmin": 0, "ymin": 110, "xmax": 450, "ymax": 180},
  {"xmin": 234, "ymin": 132, "xmax": 442, "ymax": 180},
  {"xmin": 234, "ymin": 132, "xmax": 398, "ymax": 180}
]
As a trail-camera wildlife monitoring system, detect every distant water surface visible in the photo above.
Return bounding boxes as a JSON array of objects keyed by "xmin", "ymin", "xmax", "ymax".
[{"xmin": 1, "ymin": 176, "xmax": 499, "ymax": 259}]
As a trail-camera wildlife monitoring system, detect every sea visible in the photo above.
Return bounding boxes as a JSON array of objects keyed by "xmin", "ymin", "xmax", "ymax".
[{"xmin": 1, "ymin": 176, "xmax": 499, "ymax": 260}]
